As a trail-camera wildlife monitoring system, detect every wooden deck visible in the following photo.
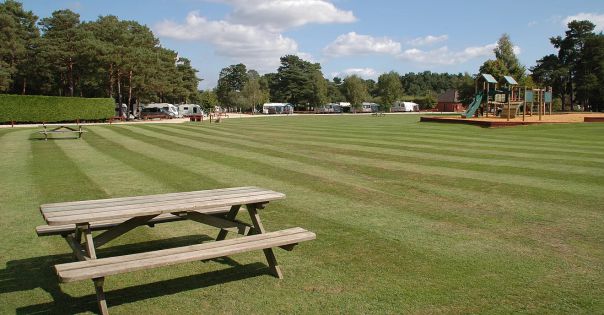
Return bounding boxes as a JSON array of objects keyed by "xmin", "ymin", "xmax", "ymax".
[{"xmin": 420, "ymin": 113, "xmax": 604, "ymax": 128}]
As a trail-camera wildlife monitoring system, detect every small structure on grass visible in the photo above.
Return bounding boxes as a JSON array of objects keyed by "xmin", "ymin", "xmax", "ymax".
[{"xmin": 436, "ymin": 89, "xmax": 464, "ymax": 112}]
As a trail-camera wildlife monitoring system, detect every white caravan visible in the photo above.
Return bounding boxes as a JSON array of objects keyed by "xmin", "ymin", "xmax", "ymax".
[
  {"xmin": 392, "ymin": 101, "xmax": 419, "ymax": 112},
  {"xmin": 178, "ymin": 104, "xmax": 204, "ymax": 117},
  {"xmin": 145, "ymin": 103, "xmax": 179, "ymax": 117}
]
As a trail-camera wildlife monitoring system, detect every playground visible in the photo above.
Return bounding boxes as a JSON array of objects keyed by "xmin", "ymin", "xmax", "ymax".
[{"xmin": 422, "ymin": 73, "xmax": 604, "ymax": 127}]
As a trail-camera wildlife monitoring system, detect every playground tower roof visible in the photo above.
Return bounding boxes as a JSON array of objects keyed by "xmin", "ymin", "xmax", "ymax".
[
  {"xmin": 503, "ymin": 76, "xmax": 518, "ymax": 85},
  {"xmin": 481, "ymin": 74, "xmax": 497, "ymax": 84}
]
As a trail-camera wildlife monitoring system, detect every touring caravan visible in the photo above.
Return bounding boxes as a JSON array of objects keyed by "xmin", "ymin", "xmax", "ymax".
[
  {"xmin": 178, "ymin": 104, "xmax": 204, "ymax": 117},
  {"xmin": 391, "ymin": 101, "xmax": 419, "ymax": 112},
  {"xmin": 145, "ymin": 103, "xmax": 178, "ymax": 117},
  {"xmin": 361, "ymin": 102, "xmax": 381, "ymax": 113},
  {"xmin": 262, "ymin": 103, "xmax": 293, "ymax": 114},
  {"xmin": 317, "ymin": 103, "xmax": 342, "ymax": 113}
]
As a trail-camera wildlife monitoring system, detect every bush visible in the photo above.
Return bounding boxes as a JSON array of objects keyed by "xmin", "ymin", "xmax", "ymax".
[
  {"xmin": 0, "ymin": 95, "xmax": 114, "ymax": 123},
  {"xmin": 416, "ymin": 94, "xmax": 437, "ymax": 110}
]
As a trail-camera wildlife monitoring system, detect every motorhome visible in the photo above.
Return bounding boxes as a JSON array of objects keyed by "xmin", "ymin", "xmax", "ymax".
[
  {"xmin": 361, "ymin": 102, "xmax": 381, "ymax": 113},
  {"xmin": 144, "ymin": 103, "xmax": 179, "ymax": 117},
  {"xmin": 178, "ymin": 104, "xmax": 204, "ymax": 117},
  {"xmin": 316, "ymin": 103, "xmax": 342, "ymax": 113},
  {"xmin": 262, "ymin": 103, "xmax": 293, "ymax": 114}
]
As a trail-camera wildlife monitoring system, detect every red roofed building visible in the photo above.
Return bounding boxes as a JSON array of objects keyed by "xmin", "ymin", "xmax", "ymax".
[{"xmin": 436, "ymin": 89, "xmax": 465, "ymax": 112}]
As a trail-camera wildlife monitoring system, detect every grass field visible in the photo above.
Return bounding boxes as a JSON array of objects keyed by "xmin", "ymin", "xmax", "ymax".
[{"xmin": 1, "ymin": 115, "xmax": 603, "ymax": 314}]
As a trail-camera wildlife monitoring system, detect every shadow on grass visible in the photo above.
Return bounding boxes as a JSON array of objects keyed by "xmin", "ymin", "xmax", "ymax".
[
  {"xmin": 29, "ymin": 137, "xmax": 83, "ymax": 141},
  {"xmin": 2, "ymin": 235, "xmax": 271, "ymax": 314}
]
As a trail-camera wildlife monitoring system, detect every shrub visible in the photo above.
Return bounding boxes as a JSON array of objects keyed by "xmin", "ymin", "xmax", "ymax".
[
  {"xmin": 408, "ymin": 95, "xmax": 436, "ymax": 110},
  {"xmin": 0, "ymin": 95, "xmax": 114, "ymax": 123}
]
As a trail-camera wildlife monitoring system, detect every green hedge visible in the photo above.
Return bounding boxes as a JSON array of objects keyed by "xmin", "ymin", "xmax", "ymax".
[{"xmin": 0, "ymin": 94, "xmax": 115, "ymax": 123}]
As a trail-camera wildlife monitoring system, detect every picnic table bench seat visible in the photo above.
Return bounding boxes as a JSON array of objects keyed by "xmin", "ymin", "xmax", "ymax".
[{"xmin": 55, "ymin": 227, "xmax": 315, "ymax": 282}]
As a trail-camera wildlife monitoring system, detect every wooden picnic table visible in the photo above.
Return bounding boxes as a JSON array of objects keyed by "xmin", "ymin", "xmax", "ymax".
[
  {"xmin": 37, "ymin": 186, "xmax": 315, "ymax": 315},
  {"xmin": 38, "ymin": 122, "xmax": 86, "ymax": 140}
]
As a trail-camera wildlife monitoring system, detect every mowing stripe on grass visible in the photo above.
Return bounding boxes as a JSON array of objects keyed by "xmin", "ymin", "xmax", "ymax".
[
  {"xmin": 198, "ymin": 122, "xmax": 604, "ymax": 166},
  {"xmin": 151, "ymin": 125, "xmax": 601, "ymax": 196},
  {"xmin": 225, "ymin": 124, "xmax": 604, "ymax": 161},
  {"xmin": 0, "ymin": 130, "xmax": 39, "ymax": 237},
  {"xmin": 54, "ymin": 133, "xmax": 170, "ymax": 197},
  {"xmin": 235, "ymin": 117, "xmax": 604, "ymax": 150},
  {"xmin": 86, "ymin": 127, "xmax": 225, "ymax": 192},
  {"xmin": 245, "ymin": 118, "xmax": 604, "ymax": 152},
  {"xmin": 162, "ymin": 124, "xmax": 604, "ymax": 227},
  {"xmin": 172, "ymin": 124, "xmax": 604, "ymax": 179},
  {"xmin": 29, "ymin": 138, "xmax": 108, "ymax": 204},
  {"xmin": 96, "ymin": 127, "xmax": 528, "ymax": 249},
  {"xmin": 120, "ymin": 127, "xmax": 600, "ymax": 256}
]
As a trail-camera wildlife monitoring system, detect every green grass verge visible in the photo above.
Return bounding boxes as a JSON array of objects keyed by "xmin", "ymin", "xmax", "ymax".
[{"xmin": 0, "ymin": 115, "xmax": 602, "ymax": 314}]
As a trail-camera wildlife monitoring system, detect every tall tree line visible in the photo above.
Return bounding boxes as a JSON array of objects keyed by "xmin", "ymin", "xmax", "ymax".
[
  {"xmin": 532, "ymin": 20, "xmax": 604, "ymax": 111},
  {"xmin": 215, "ymin": 55, "xmax": 475, "ymax": 112},
  {"xmin": 0, "ymin": 1, "xmax": 200, "ymax": 115}
]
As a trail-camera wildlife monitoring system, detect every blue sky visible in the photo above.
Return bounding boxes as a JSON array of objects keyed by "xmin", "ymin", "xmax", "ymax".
[{"xmin": 19, "ymin": 0, "xmax": 604, "ymax": 89}]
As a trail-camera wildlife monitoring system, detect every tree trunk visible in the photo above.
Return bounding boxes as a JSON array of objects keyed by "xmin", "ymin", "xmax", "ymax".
[
  {"xmin": 21, "ymin": 78, "xmax": 26, "ymax": 95},
  {"xmin": 128, "ymin": 70, "xmax": 133, "ymax": 116},
  {"xmin": 568, "ymin": 69, "xmax": 574, "ymax": 111},
  {"xmin": 117, "ymin": 69, "xmax": 123, "ymax": 117},
  {"xmin": 108, "ymin": 64, "xmax": 114, "ymax": 98},
  {"xmin": 68, "ymin": 58, "xmax": 74, "ymax": 97}
]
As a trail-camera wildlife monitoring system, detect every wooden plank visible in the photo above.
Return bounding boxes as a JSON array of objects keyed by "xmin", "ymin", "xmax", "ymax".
[
  {"xmin": 42, "ymin": 189, "xmax": 281, "ymax": 215},
  {"xmin": 36, "ymin": 208, "xmax": 234, "ymax": 236},
  {"xmin": 93, "ymin": 215, "xmax": 158, "ymax": 248},
  {"xmin": 64, "ymin": 235, "xmax": 90, "ymax": 261},
  {"xmin": 44, "ymin": 191, "xmax": 283, "ymax": 218},
  {"xmin": 80, "ymin": 224, "xmax": 97, "ymax": 260},
  {"xmin": 44, "ymin": 192, "xmax": 285, "ymax": 225},
  {"xmin": 56, "ymin": 228, "xmax": 316, "ymax": 282},
  {"xmin": 93, "ymin": 278, "xmax": 109, "ymax": 315},
  {"xmin": 216, "ymin": 205, "xmax": 240, "ymax": 241},
  {"xmin": 56, "ymin": 227, "xmax": 310, "ymax": 272},
  {"xmin": 41, "ymin": 187, "xmax": 262, "ymax": 210},
  {"xmin": 36, "ymin": 212, "xmax": 184, "ymax": 236}
]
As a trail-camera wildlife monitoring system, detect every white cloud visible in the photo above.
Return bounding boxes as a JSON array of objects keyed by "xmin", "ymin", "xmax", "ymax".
[
  {"xmin": 563, "ymin": 13, "xmax": 604, "ymax": 32},
  {"xmin": 218, "ymin": 0, "xmax": 356, "ymax": 31},
  {"xmin": 398, "ymin": 43, "xmax": 497, "ymax": 65},
  {"xmin": 155, "ymin": 1, "xmax": 354, "ymax": 72},
  {"xmin": 331, "ymin": 68, "xmax": 378, "ymax": 79},
  {"xmin": 527, "ymin": 21, "xmax": 538, "ymax": 27},
  {"xmin": 408, "ymin": 34, "xmax": 448, "ymax": 46},
  {"xmin": 323, "ymin": 32, "xmax": 401, "ymax": 57},
  {"xmin": 155, "ymin": 11, "xmax": 301, "ymax": 71}
]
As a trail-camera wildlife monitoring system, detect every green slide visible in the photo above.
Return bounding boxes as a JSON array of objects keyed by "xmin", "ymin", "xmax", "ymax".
[{"xmin": 462, "ymin": 92, "xmax": 483, "ymax": 118}]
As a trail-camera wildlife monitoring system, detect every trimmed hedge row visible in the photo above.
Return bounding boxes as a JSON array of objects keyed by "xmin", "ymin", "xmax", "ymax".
[{"xmin": 0, "ymin": 94, "xmax": 115, "ymax": 123}]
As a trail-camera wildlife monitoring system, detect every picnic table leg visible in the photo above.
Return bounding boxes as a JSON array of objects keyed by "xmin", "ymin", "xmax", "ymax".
[
  {"xmin": 246, "ymin": 203, "xmax": 283, "ymax": 279},
  {"xmin": 77, "ymin": 224, "xmax": 108, "ymax": 314},
  {"xmin": 216, "ymin": 205, "xmax": 241, "ymax": 241},
  {"xmin": 78, "ymin": 223, "xmax": 97, "ymax": 259},
  {"xmin": 94, "ymin": 277, "xmax": 109, "ymax": 315}
]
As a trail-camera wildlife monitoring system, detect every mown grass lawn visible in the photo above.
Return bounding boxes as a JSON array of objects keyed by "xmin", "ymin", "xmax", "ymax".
[{"xmin": 0, "ymin": 115, "xmax": 603, "ymax": 314}]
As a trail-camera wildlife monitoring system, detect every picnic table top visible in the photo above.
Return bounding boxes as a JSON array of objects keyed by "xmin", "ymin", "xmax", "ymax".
[{"xmin": 41, "ymin": 186, "xmax": 285, "ymax": 226}]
